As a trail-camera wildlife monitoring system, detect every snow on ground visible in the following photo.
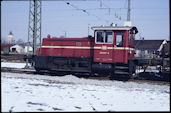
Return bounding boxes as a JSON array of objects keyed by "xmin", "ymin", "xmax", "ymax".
[
  {"xmin": 1, "ymin": 62, "xmax": 28, "ymax": 68},
  {"xmin": 1, "ymin": 72, "xmax": 170, "ymax": 112}
]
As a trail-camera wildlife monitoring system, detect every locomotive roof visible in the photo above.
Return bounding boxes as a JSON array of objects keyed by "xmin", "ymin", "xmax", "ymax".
[{"xmin": 91, "ymin": 26, "xmax": 138, "ymax": 33}]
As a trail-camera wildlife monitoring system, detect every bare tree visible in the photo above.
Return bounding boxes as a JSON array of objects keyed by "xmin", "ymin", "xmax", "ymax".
[
  {"xmin": 16, "ymin": 38, "xmax": 24, "ymax": 45},
  {"xmin": 1, "ymin": 37, "xmax": 8, "ymax": 45}
]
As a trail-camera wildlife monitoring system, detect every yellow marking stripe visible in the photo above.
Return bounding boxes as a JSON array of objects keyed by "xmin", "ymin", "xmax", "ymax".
[
  {"xmin": 42, "ymin": 46, "xmax": 90, "ymax": 49},
  {"xmin": 41, "ymin": 46, "xmax": 134, "ymax": 50},
  {"xmin": 94, "ymin": 47, "xmax": 135, "ymax": 50}
]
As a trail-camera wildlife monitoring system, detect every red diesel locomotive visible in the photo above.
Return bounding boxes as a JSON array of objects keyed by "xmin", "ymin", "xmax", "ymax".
[{"xmin": 34, "ymin": 25, "xmax": 138, "ymax": 80}]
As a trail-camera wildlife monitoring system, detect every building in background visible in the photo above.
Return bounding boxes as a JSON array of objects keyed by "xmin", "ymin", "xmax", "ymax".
[
  {"xmin": 24, "ymin": 46, "xmax": 33, "ymax": 54},
  {"xmin": 10, "ymin": 44, "xmax": 24, "ymax": 54},
  {"xmin": 134, "ymin": 39, "xmax": 168, "ymax": 58},
  {"xmin": 8, "ymin": 31, "xmax": 14, "ymax": 44},
  {"xmin": 159, "ymin": 41, "xmax": 170, "ymax": 58}
]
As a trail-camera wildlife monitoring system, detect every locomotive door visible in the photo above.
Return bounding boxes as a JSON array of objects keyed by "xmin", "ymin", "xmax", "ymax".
[
  {"xmin": 93, "ymin": 31, "xmax": 114, "ymax": 63},
  {"xmin": 113, "ymin": 31, "xmax": 125, "ymax": 63}
]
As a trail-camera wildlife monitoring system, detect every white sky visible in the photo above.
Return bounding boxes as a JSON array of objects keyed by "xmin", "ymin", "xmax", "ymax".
[{"xmin": 1, "ymin": 0, "xmax": 170, "ymax": 42}]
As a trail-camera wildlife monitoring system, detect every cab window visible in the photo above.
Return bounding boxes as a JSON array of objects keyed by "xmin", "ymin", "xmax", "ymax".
[
  {"xmin": 116, "ymin": 32, "xmax": 124, "ymax": 47},
  {"xmin": 96, "ymin": 31, "xmax": 113, "ymax": 44},
  {"xmin": 96, "ymin": 31, "xmax": 105, "ymax": 43},
  {"xmin": 105, "ymin": 31, "xmax": 113, "ymax": 43}
]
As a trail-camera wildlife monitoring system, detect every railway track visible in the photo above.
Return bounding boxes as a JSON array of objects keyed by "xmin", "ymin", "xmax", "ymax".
[
  {"xmin": 1, "ymin": 67, "xmax": 36, "ymax": 74},
  {"xmin": 1, "ymin": 67, "xmax": 170, "ymax": 85},
  {"xmin": 1, "ymin": 54, "xmax": 26, "ymax": 62}
]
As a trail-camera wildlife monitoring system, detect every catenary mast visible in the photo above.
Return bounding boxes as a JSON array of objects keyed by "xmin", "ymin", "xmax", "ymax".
[{"xmin": 26, "ymin": 0, "xmax": 42, "ymax": 68}]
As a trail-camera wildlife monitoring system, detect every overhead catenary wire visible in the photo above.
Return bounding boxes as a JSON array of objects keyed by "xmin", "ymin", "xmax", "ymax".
[
  {"xmin": 66, "ymin": 2, "xmax": 90, "ymax": 15},
  {"xmin": 98, "ymin": 0, "xmax": 122, "ymax": 20},
  {"xmin": 66, "ymin": 2, "xmax": 109, "ymax": 24}
]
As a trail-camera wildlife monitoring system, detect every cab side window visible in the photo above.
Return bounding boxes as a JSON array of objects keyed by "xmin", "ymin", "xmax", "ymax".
[
  {"xmin": 96, "ymin": 31, "xmax": 105, "ymax": 43},
  {"xmin": 116, "ymin": 32, "xmax": 124, "ymax": 47},
  {"xmin": 96, "ymin": 31, "xmax": 113, "ymax": 44},
  {"xmin": 105, "ymin": 31, "xmax": 113, "ymax": 43}
]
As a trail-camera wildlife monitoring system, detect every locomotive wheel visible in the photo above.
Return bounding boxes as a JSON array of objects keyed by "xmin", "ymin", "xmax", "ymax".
[
  {"xmin": 34, "ymin": 68, "xmax": 44, "ymax": 75},
  {"xmin": 49, "ymin": 71, "xmax": 70, "ymax": 76},
  {"xmin": 110, "ymin": 74, "xmax": 130, "ymax": 81}
]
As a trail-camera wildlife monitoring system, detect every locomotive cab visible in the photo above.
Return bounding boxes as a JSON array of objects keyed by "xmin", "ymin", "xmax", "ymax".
[
  {"xmin": 91, "ymin": 25, "xmax": 138, "ymax": 80},
  {"xmin": 92, "ymin": 26, "xmax": 138, "ymax": 64}
]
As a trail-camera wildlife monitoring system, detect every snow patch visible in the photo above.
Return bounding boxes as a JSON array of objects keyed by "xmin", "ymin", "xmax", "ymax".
[
  {"xmin": 2, "ymin": 72, "xmax": 170, "ymax": 112},
  {"xmin": 1, "ymin": 62, "xmax": 28, "ymax": 68}
]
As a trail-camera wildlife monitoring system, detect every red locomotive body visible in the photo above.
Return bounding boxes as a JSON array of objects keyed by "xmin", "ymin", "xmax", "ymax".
[
  {"xmin": 35, "ymin": 26, "xmax": 138, "ymax": 80},
  {"xmin": 39, "ymin": 37, "xmax": 91, "ymax": 58}
]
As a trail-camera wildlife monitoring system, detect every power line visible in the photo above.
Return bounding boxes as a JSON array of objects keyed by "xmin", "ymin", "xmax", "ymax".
[
  {"xmin": 66, "ymin": 2, "xmax": 90, "ymax": 15},
  {"xmin": 66, "ymin": 2, "xmax": 109, "ymax": 24}
]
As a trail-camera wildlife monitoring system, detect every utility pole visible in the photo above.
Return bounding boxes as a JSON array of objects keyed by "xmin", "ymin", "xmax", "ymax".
[
  {"xmin": 127, "ymin": 0, "xmax": 131, "ymax": 21},
  {"xmin": 26, "ymin": 0, "xmax": 42, "ymax": 68},
  {"xmin": 64, "ymin": 31, "xmax": 66, "ymax": 37},
  {"xmin": 124, "ymin": 0, "xmax": 131, "ymax": 26}
]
